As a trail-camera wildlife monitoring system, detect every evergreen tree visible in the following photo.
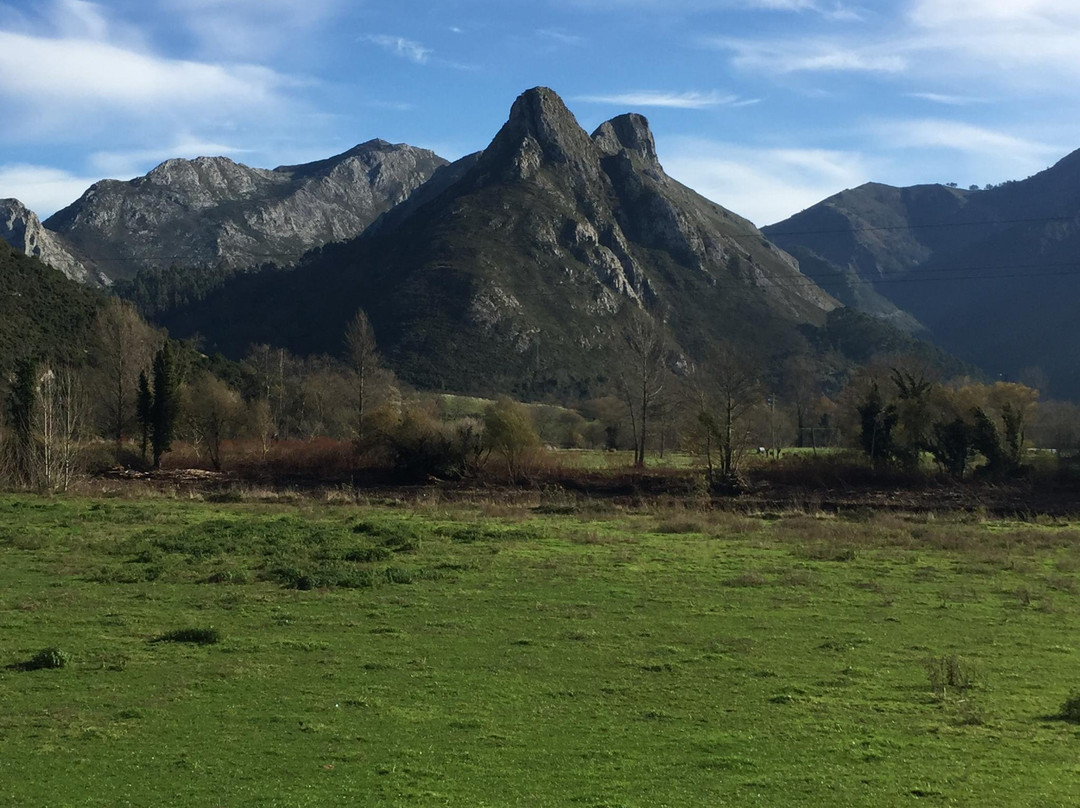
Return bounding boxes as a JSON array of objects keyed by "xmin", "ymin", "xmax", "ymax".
[
  {"xmin": 136, "ymin": 370, "xmax": 153, "ymax": 463},
  {"xmin": 857, "ymin": 381, "xmax": 898, "ymax": 467},
  {"xmin": 150, "ymin": 343, "xmax": 179, "ymax": 469},
  {"xmin": 6, "ymin": 358, "xmax": 37, "ymax": 485}
]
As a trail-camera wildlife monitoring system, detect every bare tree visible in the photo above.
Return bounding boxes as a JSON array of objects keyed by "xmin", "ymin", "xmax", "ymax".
[
  {"xmin": 344, "ymin": 309, "xmax": 391, "ymax": 444},
  {"xmin": 184, "ymin": 373, "xmax": 242, "ymax": 470},
  {"xmin": 616, "ymin": 310, "xmax": 667, "ymax": 468},
  {"xmin": 39, "ymin": 366, "xmax": 86, "ymax": 491},
  {"xmin": 91, "ymin": 298, "xmax": 155, "ymax": 461},
  {"xmin": 4, "ymin": 361, "xmax": 87, "ymax": 492},
  {"xmin": 691, "ymin": 345, "xmax": 762, "ymax": 478}
]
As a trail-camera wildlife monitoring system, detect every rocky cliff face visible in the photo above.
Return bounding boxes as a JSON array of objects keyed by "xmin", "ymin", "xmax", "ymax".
[
  {"xmin": 159, "ymin": 87, "xmax": 840, "ymax": 396},
  {"xmin": 37, "ymin": 140, "xmax": 447, "ymax": 283},
  {"xmin": 0, "ymin": 198, "xmax": 96, "ymax": 284}
]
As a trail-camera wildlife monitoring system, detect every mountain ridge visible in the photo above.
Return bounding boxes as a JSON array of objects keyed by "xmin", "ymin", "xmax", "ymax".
[
  {"xmin": 765, "ymin": 148, "xmax": 1080, "ymax": 397},
  {"xmin": 2, "ymin": 141, "xmax": 448, "ymax": 286},
  {"xmin": 156, "ymin": 87, "xmax": 843, "ymax": 397}
]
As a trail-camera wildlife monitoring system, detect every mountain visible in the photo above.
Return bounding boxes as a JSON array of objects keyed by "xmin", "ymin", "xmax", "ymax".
[
  {"xmin": 0, "ymin": 240, "xmax": 100, "ymax": 373},
  {"xmin": 4, "ymin": 140, "xmax": 447, "ymax": 287},
  {"xmin": 159, "ymin": 87, "xmax": 843, "ymax": 397},
  {"xmin": 0, "ymin": 198, "xmax": 97, "ymax": 285},
  {"xmin": 764, "ymin": 151, "xmax": 1080, "ymax": 398}
]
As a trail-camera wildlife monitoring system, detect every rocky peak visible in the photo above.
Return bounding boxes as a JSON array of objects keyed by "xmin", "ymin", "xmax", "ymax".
[
  {"xmin": 477, "ymin": 87, "xmax": 600, "ymax": 183},
  {"xmin": 592, "ymin": 113, "xmax": 660, "ymax": 171},
  {"xmin": 0, "ymin": 198, "xmax": 93, "ymax": 284}
]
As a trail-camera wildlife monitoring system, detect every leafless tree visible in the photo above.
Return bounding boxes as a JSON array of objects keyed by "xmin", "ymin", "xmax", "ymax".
[
  {"xmin": 184, "ymin": 373, "xmax": 242, "ymax": 470},
  {"xmin": 690, "ymin": 345, "xmax": 762, "ymax": 478},
  {"xmin": 344, "ymin": 309, "xmax": 394, "ymax": 444},
  {"xmin": 91, "ymin": 297, "xmax": 155, "ymax": 460},
  {"xmin": 616, "ymin": 309, "xmax": 668, "ymax": 467}
]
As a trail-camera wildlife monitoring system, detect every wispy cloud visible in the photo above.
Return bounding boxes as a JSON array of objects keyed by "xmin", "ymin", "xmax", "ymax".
[
  {"xmin": 168, "ymin": 0, "xmax": 346, "ymax": 59},
  {"xmin": 575, "ymin": 90, "xmax": 754, "ymax": 109},
  {"xmin": 560, "ymin": 0, "xmax": 862, "ymax": 17},
  {"xmin": 88, "ymin": 137, "xmax": 251, "ymax": 178},
  {"xmin": 905, "ymin": 92, "xmax": 987, "ymax": 106},
  {"xmin": 714, "ymin": 37, "xmax": 907, "ymax": 74},
  {"xmin": 664, "ymin": 137, "xmax": 872, "ymax": 225},
  {"xmin": 0, "ymin": 164, "xmax": 101, "ymax": 219},
  {"xmin": 0, "ymin": 0, "xmax": 302, "ymax": 146},
  {"xmin": 877, "ymin": 119, "xmax": 1060, "ymax": 163},
  {"xmin": 361, "ymin": 34, "xmax": 433, "ymax": 64},
  {"xmin": 739, "ymin": 0, "xmax": 863, "ymax": 18},
  {"xmin": 538, "ymin": 28, "xmax": 585, "ymax": 46}
]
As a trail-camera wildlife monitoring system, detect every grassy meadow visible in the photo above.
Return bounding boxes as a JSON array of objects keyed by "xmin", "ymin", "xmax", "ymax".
[{"xmin": 2, "ymin": 493, "xmax": 1079, "ymax": 806}]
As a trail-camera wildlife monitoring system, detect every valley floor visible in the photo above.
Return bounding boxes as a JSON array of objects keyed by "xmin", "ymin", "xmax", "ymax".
[{"xmin": 2, "ymin": 495, "xmax": 1079, "ymax": 806}]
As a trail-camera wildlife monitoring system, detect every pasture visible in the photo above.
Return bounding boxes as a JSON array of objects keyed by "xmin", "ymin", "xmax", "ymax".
[{"xmin": 2, "ymin": 493, "xmax": 1079, "ymax": 806}]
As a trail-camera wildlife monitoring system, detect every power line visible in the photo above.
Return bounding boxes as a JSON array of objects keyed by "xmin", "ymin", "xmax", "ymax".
[{"xmin": 33, "ymin": 211, "xmax": 1080, "ymax": 265}]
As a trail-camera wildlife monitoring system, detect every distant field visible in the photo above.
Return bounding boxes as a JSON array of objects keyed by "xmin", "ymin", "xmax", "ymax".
[{"xmin": 2, "ymin": 495, "xmax": 1079, "ymax": 806}]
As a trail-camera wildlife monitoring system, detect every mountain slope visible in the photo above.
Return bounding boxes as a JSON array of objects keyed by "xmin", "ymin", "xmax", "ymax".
[
  {"xmin": 0, "ymin": 240, "xmax": 100, "ymax": 373},
  {"xmin": 765, "ymin": 152, "xmax": 1080, "ymax": 398},
  {"xmin": 160, "ymin": 88, "xmax": 840, "ymax": 397}
]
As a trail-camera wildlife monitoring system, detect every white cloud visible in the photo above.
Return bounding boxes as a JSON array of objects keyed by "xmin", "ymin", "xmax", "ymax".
[
  {"xmin": 49, "ymin": 0, "xmax": 110, "ymax": 40},
  {"xmin": 905, "ymin": 92, "xmax": 987, "ymax": 106},
  {"xmin": 575, "ymin": 90, "xmax": 750, "ymax": 108},
  {"xmin": 908, "ymin": 0, "xmax": 1080, "ymax": 27},
  {"xmin": 168, "ymin": 0, "xmax": 346, "ymax": 59},
  {"xmin": 715, "ymin": 37, "xmax": 907, "ymax": 73},
  {"xmin": 538, "ymin": 28, "xmax": 585, "ymax": 45},
  {"xmin": 664, "ymin": 138, "xmax": 872, "ymax": 225},
  {"xmin": 361, "ymin": 34, "xmax": 433, "ymax": 64},
  {"xmin": 0, "ymin": 164, "xmax": 100, "ymax": 219},
  {"xmin": 89, "ymin": 138, "xmax": 251, "ymax": 178},
  {"xmin": 878, "ymin": 119, "xmax": 1060, "ymax": 163},
  {"xmin": 0, "ymin": 32, "xmax": 287, "ymax": 112}
]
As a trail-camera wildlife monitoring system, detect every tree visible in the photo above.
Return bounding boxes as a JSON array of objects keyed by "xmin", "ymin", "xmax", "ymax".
[
  {"xmin": 344, "ymin": 309, "xmax": 391, "ymax": 444},
  {"xmin": 90, "ymin": 297, "xmax": 154, "ymax": 461},
  {"xmin": 184, "ymin": 373, "xmax": 241, "ymax": 471},
  {"xmin": 35, "ymin": 366, "xmax": 85, "ymax": 492},
  {"xmin": 857, "ymin": 381, "xmax": 898, "ymax": 467},
  {"xmin": 616, "ymin": 310, "xmax": 667, "ymax": 467},
  {"xmin": 687, "ymin": 345, "xmax": 761, "ymax": 479},
  {"xmin": 971, "ymin": 406, "xmax": 1007, "ymax": 476},
  {"xmin": 3, "ymin": 360, "xmax": 85, "ymax": 491},
  {"xmin": 483, "ymin": 396, "xmax": 540, "ymax": 479},
  {"xmin": 136, "ymin": 370, "xmax": 152, "ymax": 463},
  {"xmin": 150, "ymin": 342, "xmax": 180, "ymax": 469},
  {"xmin": 930, "ymin": 416, "xmax": 973, "ymax": 477},
  {"xmin": 5, "ymin": 358, "xmax": 38, "ymax": 487}
]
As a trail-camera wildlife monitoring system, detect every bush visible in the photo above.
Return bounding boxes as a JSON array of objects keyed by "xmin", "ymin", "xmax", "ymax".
[
  {"xmin": 270, "ymin": 563, "xmax": 377, "ymax": 590},
  {"xmin": 21, "ymin": 647, "xmax": 70, "ymax": 670},
  {"xmin": 344, "ymin": 546, "xmax": 393, "ymax": 563},
  {"xmin": 925, "ymin": 654, "xmax": 974, "ymax": 695},
  {"xmin": 154, "ymin": 627, "xmax": 222, "ymax": 645},
  {"xmin": 1060, "ymin": 691, "xmax": 1080, "ymax": 723},
  {"xmin": 484, "ymin": 396, "xmax": 540, "ymax": 479},
  {"xmin": 385, "ymin": 407, "xmax": 484, "ymax": 481}
]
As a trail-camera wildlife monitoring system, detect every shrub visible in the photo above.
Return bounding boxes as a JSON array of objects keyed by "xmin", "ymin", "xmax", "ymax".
[
  {"xmin": 205, "ymin": 566, "xmax": 251, "ymax": 584},
  {"xmin": 344, "ymin": 546, "xmax": 393, "ymax": 563},
  {"xmin": 270, "ymin": 564, "xmax": 377, "ymax": 590},
  {"xmin": 925, "ymin": 654, "xmax": 974, "ymax": 695},
  {"xmin": 1060, "ymin": 692, "xmax": 1080, "ymax": 723},
  {"xmin": 385, "ymin": 406, "xmax": 484, "ymax": 481},
  {"xmin": 22, "ymin": 647, "xmax": 70, "ymax": 670},
  {"xmin": 154, "ymin": 627, "xmax": 222, "ymax": 645}
]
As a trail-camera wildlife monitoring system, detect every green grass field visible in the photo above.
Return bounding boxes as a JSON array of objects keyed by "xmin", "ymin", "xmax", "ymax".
[{"xmin": 2, "ymin": 494, "xmax": 1079, "ymax": 806}]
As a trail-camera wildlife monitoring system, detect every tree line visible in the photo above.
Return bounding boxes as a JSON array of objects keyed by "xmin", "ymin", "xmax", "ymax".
[{"xmin": 2, "ymin": 297, "xmax": 1077, "ymax": 492}]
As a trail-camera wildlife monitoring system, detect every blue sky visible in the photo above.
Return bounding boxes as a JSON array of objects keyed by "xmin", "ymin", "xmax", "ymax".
[{"xmin": 1, "ymin": 0, "xmax": 1078, "ymax": 225}]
